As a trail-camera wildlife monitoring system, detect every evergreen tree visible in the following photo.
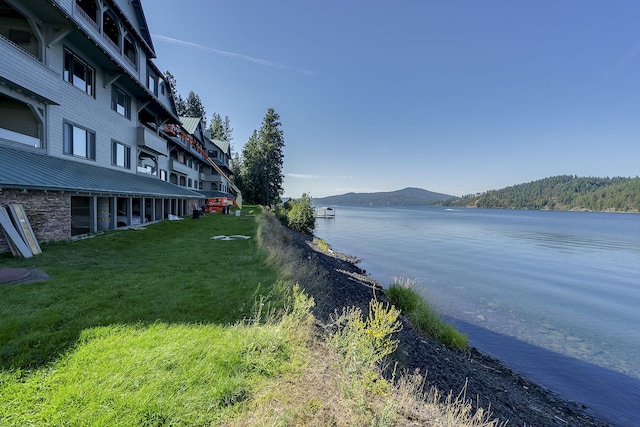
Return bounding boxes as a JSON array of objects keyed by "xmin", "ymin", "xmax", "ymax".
[
  {"xmin": 184, "ymin": 91, "xmax": 206, "ymax": 125},
  {"xmin": 209, "ymin": 112, "xmax": 233, "ymax": 142},
  {"xmin": 240, "ymin": 130, "xmax": 264, "ymax": 204},
  {"xmin": 239, "ymin": 108, "xmax": 286, "ymax": 206},
  {"xmin": 163, "ymin": 71, "xmax": 186, "ymax": 116},
  {"xmin": 231, "ymin": 152, "xmax": 243, "ymax": 190},
  {"xmin": 258, "ymin": 108, "xmax": 285, "ymax": 206}
]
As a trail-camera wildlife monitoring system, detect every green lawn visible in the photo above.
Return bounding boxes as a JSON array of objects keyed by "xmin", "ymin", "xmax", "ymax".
[
  {"xmin": 0, "ymin": 208, "xmax": 279, "ymax": 370},
  {"xmin": 0, "ymin": 208, "xmax": 303, "ymax": 425}
]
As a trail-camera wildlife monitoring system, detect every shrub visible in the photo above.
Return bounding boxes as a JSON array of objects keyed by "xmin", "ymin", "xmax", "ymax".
[{"xmin": 286, "ymin": 193, "xmax": 316, "ymax": 235}]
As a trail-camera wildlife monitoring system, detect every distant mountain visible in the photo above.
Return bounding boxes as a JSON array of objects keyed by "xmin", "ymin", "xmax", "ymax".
[
  {"xmin": 314, "ymin": 187, "xmax": 455, "ymax": 206},
  {"xmin": 440, "ymin": 175, "xmax": 640, "ymax": 212}
]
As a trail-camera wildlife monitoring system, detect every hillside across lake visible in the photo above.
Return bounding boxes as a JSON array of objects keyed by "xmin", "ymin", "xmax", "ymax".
[
  {"xmin": 441, "ymin": 175, "xmax": 640, "ymax": 212},
  {"xmin": 313, "ymin": 187, "xmax": 454, "ymax": 206}
]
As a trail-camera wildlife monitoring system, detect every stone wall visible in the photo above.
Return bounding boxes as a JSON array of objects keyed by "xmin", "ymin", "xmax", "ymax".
[{"xmin": 0, "ymin": 189, "xmax": 70, "ymax": 253}]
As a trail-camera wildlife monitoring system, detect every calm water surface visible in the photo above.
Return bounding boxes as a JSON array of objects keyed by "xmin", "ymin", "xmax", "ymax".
[{"xmin": 314, "ymin": 206, "xmax": 640, "ymax": 426}]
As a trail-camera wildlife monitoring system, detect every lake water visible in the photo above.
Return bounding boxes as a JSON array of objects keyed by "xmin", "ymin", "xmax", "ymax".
[{"xmin": 314, "ymin": 205, "xmax": 640, "ymax": 426}]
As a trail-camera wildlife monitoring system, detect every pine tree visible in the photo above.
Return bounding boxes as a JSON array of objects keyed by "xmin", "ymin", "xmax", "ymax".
[
  {"xmin": 240, "ymin": 130, "xmax": 264, "ymax": 204},
  {"xmin": 239, "ymin": 108, "xmax": 286, "ymax": 206},
  {"xmin": 209, "ymin": 113, "xmax": 233, "ymax": 142},
  {"xmin": 258, "ymin": 108, "xmax": 285, "ymax": 206},
  {"xmin": 231, "ymin": 152, "xmax": 243, "ymax": 190},
  {"xmin": 184, "ymin": 91, "xmax": 206, "ymax": 125},
  {"xmin": 163, "ymin": 71, "xmax": 186, "ymax": 115}
]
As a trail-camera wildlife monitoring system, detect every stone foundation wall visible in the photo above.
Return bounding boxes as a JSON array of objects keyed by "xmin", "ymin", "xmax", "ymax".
[{"xmin": 0, "ymin": 189, "xmax": 70, "ymax": 254}]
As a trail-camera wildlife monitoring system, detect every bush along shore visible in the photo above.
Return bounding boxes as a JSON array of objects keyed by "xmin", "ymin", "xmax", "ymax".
[{"xmin": 0, "ymin": 208, "xmax": 610, "ymax": 426}]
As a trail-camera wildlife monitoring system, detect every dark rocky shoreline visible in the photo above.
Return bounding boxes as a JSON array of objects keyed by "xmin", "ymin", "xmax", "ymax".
[{"xmin": 282, "ymin": 225, "xmax": 610, "ymax": 426}]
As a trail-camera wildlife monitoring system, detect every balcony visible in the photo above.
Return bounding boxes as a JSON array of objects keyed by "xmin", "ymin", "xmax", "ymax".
[
  {"xmin": 73, "ymin": 4, "xmax": 100, "ymax": 32},
  {"xmin": 201, "ymin": 173, "xmax": 222, "ymax": 183},
  {"xmin": 137, "ymin": 127, "xmax": 167, "ymax": 156},
  {"xmin": 170, "ymin": 159, "xmax": 192, "ymax": 175},
  {"xmin": 0, "ymin": 37, "xmax": 59, "ymax": 99}
]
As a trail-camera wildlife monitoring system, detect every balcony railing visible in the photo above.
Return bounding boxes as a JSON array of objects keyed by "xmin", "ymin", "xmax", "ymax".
[
  {"xmin": 0, "ymin": 127, "xmax": 40, "ymax": 148},
  {"xmin": 102, "ymin": 33, "xmax": 119, "ymax": 53},
  {"xmin": 74, "ymin": 5, "xmax": 100, "ymax": 32}
]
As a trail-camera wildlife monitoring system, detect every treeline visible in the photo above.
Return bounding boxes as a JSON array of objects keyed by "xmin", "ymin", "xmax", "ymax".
[{"xmin": 441, "ymin": 175, "xmax": 640, "ymax": 212}]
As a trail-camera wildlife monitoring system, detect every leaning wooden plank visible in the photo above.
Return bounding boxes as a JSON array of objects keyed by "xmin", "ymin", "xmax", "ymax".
[
  {"xmin": 2, "ymin": 226, "xmax": 19, "ymax": 257},
  {"xmin": 8, "ymin": 204, "xmax": 42, "ymax": 255},
  {"xmin": 0, "ymin": 207, "xmax": 32, "ymax": 258}
]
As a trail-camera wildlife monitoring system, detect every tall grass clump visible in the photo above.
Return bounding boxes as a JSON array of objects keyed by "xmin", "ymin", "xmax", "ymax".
[
  {"xmin": 313, "ymin": 236, "xmax": 331, "ymax": 252},
  {"xmin": 387, "ymin": 277, "xmax": 468, "ymax": 349}
]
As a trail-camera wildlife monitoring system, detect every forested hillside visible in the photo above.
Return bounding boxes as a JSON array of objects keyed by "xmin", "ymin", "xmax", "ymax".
[{"xmin": 441, "ymin": 175, "xmax": 640, "ymax": 212}]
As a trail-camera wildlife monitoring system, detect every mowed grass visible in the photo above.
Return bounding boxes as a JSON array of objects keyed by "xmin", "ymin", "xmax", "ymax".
[
  {"xmin": 0, "ymin": 208, "xmax": 278, "ymax": 370},
  {"xmin": 0, "ymin": 208, "xmax": 301, "ymax": 425},
  {"xmin": 0, "ymin": 322, "xmax": 299, "ymax": 426}
]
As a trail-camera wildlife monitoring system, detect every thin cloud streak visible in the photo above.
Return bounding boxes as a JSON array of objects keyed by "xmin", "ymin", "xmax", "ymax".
[
  {"xmin": 603, "ymin": 41, "xmax": 640, "ymax": 79},
  {"xmin": 288, "ymin": 173, "xmax": 324, "ymax": 179},
  {"xmin": 152, "ymin": 34, "xmax": 314, "ymax": 75},
  {"xmin": 287, "ymin": 173, "xmax": 353, "ymax": 180}
]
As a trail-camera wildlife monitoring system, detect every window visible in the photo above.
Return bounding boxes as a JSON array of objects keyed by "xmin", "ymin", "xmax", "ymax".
[
  {"xmin": 64, "ymin": 49, "xmax": 95, "ymax": 96},
  {"xmin": 188, "ymin": 178, "xmax": 192, "ymax": 188},
  {"xmin": 160, "ymin": 170, "xmax": 167, "ymax": 181},
  {"xmin": 111, "ymin": 86, "xmax": 131, "ymax": 119},
  {"xmin": 112, "ymin": 140, "xmax": 130, "ymax": 168},
  {"xmin": 147, "ymin": 70, "xmax": 158, "ymax": 95},
  {"xmin": 64, "ymin": 122, "xmax": 95, "ymax": 160}
]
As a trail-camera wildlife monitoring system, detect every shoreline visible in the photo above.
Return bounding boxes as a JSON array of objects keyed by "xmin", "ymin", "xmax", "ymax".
[{"xmin": 283, "ymin": 227, "xmax": 610, "ymax": 426}]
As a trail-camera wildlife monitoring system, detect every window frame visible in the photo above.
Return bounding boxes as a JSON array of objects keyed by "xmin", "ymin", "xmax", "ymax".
[
  {"xmin": 111, "ymin": 85, "xmax": 131, "ymax": 119},
  {"xmin": 63, "ymin": 49, "xmax": 95, "ymax": 96},
  {"xmin": 64, "ymin": 121, "xmax": 96, "ymax": 160},
  {"xmin": 112, "ymin": 140, "xmax": 131, "ymax": 169},
  {"xmin": 147, "ymin": 70, "xmax": 158, "ymax": 95}
]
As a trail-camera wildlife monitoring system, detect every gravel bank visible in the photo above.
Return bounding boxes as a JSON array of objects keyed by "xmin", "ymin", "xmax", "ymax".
[{"xmin": 282, "ymin": 226, "xmax": 610, "ymax": 427}]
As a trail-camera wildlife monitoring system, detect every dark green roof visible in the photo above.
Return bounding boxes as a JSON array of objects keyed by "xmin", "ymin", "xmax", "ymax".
[{"xmin": 0, "ymin": 145, "xmax": 202, "ymax": 198}]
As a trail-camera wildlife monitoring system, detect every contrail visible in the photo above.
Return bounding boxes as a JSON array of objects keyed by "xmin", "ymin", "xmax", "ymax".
[
  {"xmin": 603, "ymin": 41, "xmax": 640, "ymax": 79},
  {"xmin": 152, "ymin": 34, "xmax": 314, "ymax": 75}
]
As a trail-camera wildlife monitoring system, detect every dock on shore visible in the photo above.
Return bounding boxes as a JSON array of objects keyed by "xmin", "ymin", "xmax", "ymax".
[{"xmin": 315, "ymin": 207, "xmax": 335, "ymax": 218}]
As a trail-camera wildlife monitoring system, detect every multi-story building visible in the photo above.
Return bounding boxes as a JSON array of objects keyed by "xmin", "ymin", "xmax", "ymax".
[
  {"xmin": 0, "ymin": 0, "xmax": 208, "ymax": 253},
  {"xmin": 159, "ymin": 116, "xmax": 236, "ymax": 200}
]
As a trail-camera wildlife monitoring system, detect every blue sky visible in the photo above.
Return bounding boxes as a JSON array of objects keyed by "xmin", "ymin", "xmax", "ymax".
[{"xmin": 143, "ymin": 1, "xmax": 640, "ymax": 198}]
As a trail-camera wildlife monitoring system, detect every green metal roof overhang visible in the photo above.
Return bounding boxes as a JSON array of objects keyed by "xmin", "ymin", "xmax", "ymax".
[{"xmin": 0, "ymin": 145, "xmax": 202, "ymax": 199}]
